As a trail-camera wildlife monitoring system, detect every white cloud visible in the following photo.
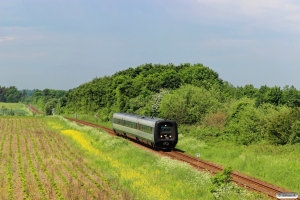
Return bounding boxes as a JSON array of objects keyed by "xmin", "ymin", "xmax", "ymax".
[
  {"xmin": 0, "ymin": 36, "xmax": 16, "ymax": 43},
  {"xmin": 201, "ymin": 38, "xmax": 256, "ymax": 49},
  {"xmin": 169, "ymin": 0, "xmax": 300, "ymax": 33},
  {"xmin": 0, "ymin": 52, "xmax": 44, "ymax": 60}
]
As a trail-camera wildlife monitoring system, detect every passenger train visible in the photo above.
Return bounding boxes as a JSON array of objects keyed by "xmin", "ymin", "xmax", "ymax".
[{"xmin": 112, "ymin": 113, "xmax": 178, "ymax": 150}]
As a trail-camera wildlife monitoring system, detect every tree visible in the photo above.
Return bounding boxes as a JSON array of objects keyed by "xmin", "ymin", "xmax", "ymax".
[
  {"xmin": 255, "ymin": 85, "xmax": 269, "ymax": 107},
  {"xmin": 290, "ymin": 121, "xmax": 300, "ymax": 144},
  {"xmin": 179, "ymin": 64, "xmax": 223, "ymax": 89},
  {"xmin": 266, "ymin": 86, "xmax": 282, "ymax": 106},
  {"xmin": 266, "ymin": 108, "xmax": 300, "ymax": 144},
  {"xmin": 225, "ymin": 98, "xmax": 265, "ymax": 145},
  {"xmin": 5, "ymin": 86, "xmax": 22, "ymax": 102},
  {"xmin": 236, "ymin": 84, "xmax": 257, "ymax": 99},
  {"xmin": 281, "ymin": 85, "xmax": 300, "ymax": 107},
  {"xmin": 45, "ymin": 98, "xmax": 58, "ymax": 115},
  {"xmin": 161, "ymin": 70, "xmax": 182, "ymax": 89},
  {"xmin": 0, "ymin": 86, "xmax": 8, "ymax": 102},
  {"xmin": 159, "ymin": 85, "xmax": 221, "ymax": 124}
]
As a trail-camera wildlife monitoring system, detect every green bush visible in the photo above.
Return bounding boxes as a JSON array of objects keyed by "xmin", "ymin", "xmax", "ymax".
[
  {"xmin": 159, "ymin": 85, "xmax": 221, "ymax": 124},
  {"xmin": 267, "ymin": 107, "xmax": 300, "ymax": 144},
  {"xmin": 224, "ymin": 98, "xmax": 264, "ymax": 145}
]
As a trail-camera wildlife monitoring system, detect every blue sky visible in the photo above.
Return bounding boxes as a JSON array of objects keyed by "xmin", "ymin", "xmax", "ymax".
[{"xmin": 1, "ymin": 0, "xmax": 300, "ymax": 90}]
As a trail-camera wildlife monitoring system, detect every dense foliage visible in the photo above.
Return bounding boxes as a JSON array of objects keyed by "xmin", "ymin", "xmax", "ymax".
[
  {"xmin": 29, "ymin": 63, "xmax": 300, "ymax": 145},
  {"xmin": 31, "ymin": 89, "xmax": 66, "ymax": 113},
  {"xmin": 0, "ymin": 86, "xmax": 24, "ymax": 103}
]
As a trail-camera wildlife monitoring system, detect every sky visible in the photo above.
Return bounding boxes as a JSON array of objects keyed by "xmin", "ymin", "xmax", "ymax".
[{"xmin": 1, "ymin": 0, "xmax": 300, "ymax": 90}]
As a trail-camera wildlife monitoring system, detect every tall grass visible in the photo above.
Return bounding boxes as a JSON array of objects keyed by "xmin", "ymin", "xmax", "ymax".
[{"xmin": 177, "ymin": 133, "xmax": 300, "ymax": 194}]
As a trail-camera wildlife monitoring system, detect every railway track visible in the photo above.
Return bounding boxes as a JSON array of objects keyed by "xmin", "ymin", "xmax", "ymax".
[
  {"xmin": 164, "ymin": 151, "xmax": 298, "ymax": 199},
  {"xmin": 65, "ymin": 117, "xmax": 299, "ymax": 200},
  {"xmin": 26, "ymin": 104, "xmax": 43, "ymax": 114}
]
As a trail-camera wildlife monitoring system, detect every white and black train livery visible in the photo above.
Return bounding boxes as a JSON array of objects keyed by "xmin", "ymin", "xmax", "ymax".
[{"xmin": 112, "ymin": 113, "xmax": 178, "ymax": 150}]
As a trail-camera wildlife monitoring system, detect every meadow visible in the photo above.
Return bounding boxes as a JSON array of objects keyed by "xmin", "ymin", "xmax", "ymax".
[{"xmin": 0, "ymin": 102, "xmax": 30, "ymax": 116}]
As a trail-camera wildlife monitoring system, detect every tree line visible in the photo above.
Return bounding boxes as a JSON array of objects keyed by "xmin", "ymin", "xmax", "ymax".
[
  {"xmin": 0, "ymin": 86, "xmax": 25, "ymax": 103},
  {"xmin": 25, "ymin": 63, "xmax": 300, "ymax": 145}
]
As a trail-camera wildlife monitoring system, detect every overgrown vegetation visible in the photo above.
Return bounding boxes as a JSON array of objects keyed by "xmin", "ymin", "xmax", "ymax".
[
  {"xmin": 210, "ymin": 167, "xmax": 246, "ymax": 199},
  {"xmin": 0, "ymin": 86, "xmax": 23, "ymax": 103},
  {"xmin": 27, "ymin": 62, "xmax": 300, "ymax": 145}
]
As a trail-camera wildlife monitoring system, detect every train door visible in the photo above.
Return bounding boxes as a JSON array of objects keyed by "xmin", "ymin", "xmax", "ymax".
[{"xmin": 136, "ymin": 119, "xmax": 141, "ymax": 130}]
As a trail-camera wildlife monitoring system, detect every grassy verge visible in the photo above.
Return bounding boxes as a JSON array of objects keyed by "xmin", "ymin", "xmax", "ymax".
[
  {"xmin": 46, "ymin": 116, "xmax": 267, "ymax": 200},
  {"xmin": 177, "ymin": 126, "xmax": 300, "ymax": 194},
  {"xmin": 62, "ymin": 113, "xmax": 112, "ymax": 128}
]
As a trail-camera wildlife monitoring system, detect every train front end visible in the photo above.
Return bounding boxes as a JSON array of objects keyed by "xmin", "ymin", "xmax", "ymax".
[{"xmin": 154, "ymin": 120, "xmax": 178, "ymax": 150}]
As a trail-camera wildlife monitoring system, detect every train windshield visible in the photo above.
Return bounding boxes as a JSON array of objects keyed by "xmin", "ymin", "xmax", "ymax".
[{"xmin": 160, "ymin": 124, "xmax": 172, "ymax": 133}]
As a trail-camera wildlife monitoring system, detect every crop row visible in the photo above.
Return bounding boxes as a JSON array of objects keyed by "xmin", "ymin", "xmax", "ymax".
[
  {"xmin": 7, "ymin": 134, "xmax": 13, "ymax": 199},
  {"xmin": 16, "ymin": 129, "xmax": 30, "ymax": 199},
  {"xmin": 23, "ymin": 134, "xmax": 47, "ymax": 199},
  {"xmin": 28, "ymin": 130, "xmax": 64, "ymax": 199},
  {"xmin": 38, "ymin": 124, "xmax": 112, "ymax": 199},
  {"xmin": 0, "ymin": 117, "xmax": 120, "ymax": 199},
  {"xmin": 37, "ymin": 118, "xmax": 116, "ymax": 199}
]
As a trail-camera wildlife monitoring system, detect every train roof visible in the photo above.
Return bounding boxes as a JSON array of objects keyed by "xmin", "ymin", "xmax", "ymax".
[{"xmin": 113, "ymin": 112, "xmax": 164, "ymax": 122}]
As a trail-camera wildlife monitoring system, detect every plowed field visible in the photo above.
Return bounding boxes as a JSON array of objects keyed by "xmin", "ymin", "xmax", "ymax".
[{"xmin": 0, "ymin": 117, "xmax": 119, "ymax": 200}]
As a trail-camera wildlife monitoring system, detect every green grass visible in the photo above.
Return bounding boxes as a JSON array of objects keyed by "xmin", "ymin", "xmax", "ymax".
[
  {"xmin": 45, "ymin": 116, "xmax": 266, "ymax": 200},
  {"xmin": 177, "ymin": 133, "xmax": 300, "ymax": 194},
  {"xmin": 61, "ymin": 113, "xmax": 300, "ymax": 195},
  {"xmin": 62, "ymin": 113, "xmax": 112, "ymax": 128},
  {"xmin": 0, "ymin": 102, "xmax": 30, "ymax": 116}
]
